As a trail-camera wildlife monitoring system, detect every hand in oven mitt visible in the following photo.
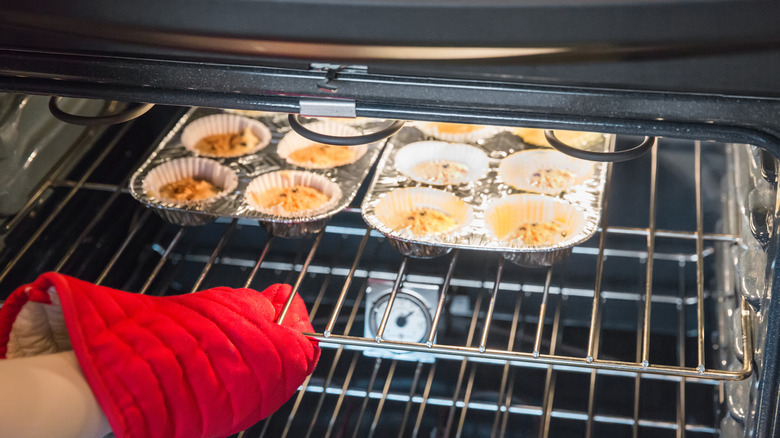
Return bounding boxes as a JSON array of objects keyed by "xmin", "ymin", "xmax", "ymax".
[{"xmin": 0, "ymin": 272, "xmax": 320, "ymax": 438}]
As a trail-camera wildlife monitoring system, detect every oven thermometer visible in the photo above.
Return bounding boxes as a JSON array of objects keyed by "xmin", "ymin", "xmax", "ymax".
[{"xmin": 368, "ymin": 291, "xmax": 433, "ymax": 344}]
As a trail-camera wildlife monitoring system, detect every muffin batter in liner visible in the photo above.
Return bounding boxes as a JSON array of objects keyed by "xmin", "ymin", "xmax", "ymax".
[
  {"xmin": 415, "ymin": 121, "xmax": 505, "ymax": 144},
  {"xmin": 245, "ymin": 170, "xmax": 342, "ymax": 218},
  {"xmin": 181, "ymin": 113, "xmax": 272, "ymax": 158},
  {"xmin": 498, "ymin": 149, "xmax": 594, "ymax": 195},
  {"xmin": 374, "ymin": 187, "xmax": 474, "ymax": 258},
  {"xmin": 142, "ymin": 157, "xmax": 238, "ymax": 225},
  {"xmin": 394, "ymin": 141, "xmax": 489, "ymax": 186},
  {"xmin": 484, "ymin": 194, "xmax": 586, "ymax": 267},
  {"xmin": 277, "ymin": 121, "xmax": 368, "ymax": 169}
]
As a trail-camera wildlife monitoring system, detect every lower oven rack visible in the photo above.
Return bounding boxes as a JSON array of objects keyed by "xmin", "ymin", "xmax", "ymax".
[{"xmin": 0, "ymin": 109, "xmax": 759, "ymax": 437}]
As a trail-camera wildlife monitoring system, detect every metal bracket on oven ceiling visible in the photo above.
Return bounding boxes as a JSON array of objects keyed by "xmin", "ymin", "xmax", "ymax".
[
  {"xmin": 311, "ymin": 63, "xmax": 367, "ymax": 93},
  {"xmin": 299, "ymin": 97, "xmax": 357, "ymax": 119},
  {"xmin": 293, "ymin": 98, "xmax": 404, "ymax": 146}
]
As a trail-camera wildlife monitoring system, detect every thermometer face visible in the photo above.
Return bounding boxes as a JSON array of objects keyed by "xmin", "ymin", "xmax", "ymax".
[{"xmin": 368, "ymin": 292, "xmax": 432, "ymax": 343}]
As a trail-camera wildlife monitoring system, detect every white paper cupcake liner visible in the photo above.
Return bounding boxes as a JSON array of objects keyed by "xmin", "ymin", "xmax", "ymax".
[
  {"xmin": 415, "ymin": 122, "xmax": 504, "ymax": 144},
  {"xmin": 313, "ymin": 117, "xmax": 385, "ymax": 126},
  {"xmin": 142, "ymin": 157, "xmax": 238, "ymax": 206},
  {"xmin": 485, "ymin": 195, "xmax": 587, "ymax": 267},
  {"xmin": 511, "ymin": 128, "xmax": 604, "ymax": 149},
  {"xmin": 484, "ymin": 194, "xmax": 585, "ymax": 249},
  {"xmin": 222, "ymin": 109, "xmax": 270, "ymax": 118},
  {"xmin": 277, "ymin": 121, "xmax": 368, "ymax": 169},
  {"xmin": 244, "ymin": 170, "xmax": 343, "ymax": 218},
  {"xmin": 374, "ymin": 188, "xmax": 473, "ymax": 238},
  {"xmin": 551, "ymin": 130, "xmax": 605, "ymax": 149},
  {"xmin": 394, "ymin": 141, "xmax": 489, "ymax": 186},
  {"xmin": 498, "ymin": 149, "xmax": 595, "ymax": 195},
  {"xmin": 181, "ymin": 114, "xmax": 272, "ymax": 158}
]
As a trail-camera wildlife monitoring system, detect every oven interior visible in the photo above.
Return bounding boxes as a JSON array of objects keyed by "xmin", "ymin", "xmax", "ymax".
[{"xmin": 0, "ymin": 103, "xmax": 770, "ymax": 438}]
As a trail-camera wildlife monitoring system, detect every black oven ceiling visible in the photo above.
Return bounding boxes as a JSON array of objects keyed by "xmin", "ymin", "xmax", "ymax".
[
  {"xmin": 2, "ymin": 0, "xmax": 780, "ymax": 84},
  {"xmin": 3, "ymin": 0, "xmax": 780, "ymax": 86},
  {"xmin": 2, "ymin": 0, "xmax": 779, "ymax": 49}
]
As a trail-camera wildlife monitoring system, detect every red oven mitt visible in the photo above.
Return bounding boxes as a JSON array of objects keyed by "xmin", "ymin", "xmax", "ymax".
[{"xmin": 0, "ymin": 272, "xmax": 320, "ymax": 438}]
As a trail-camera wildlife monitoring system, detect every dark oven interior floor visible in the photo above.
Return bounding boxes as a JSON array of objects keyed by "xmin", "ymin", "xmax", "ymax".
[{"xmin": 0, "ymin": 106, "xmax": 740, "ymax": 438}]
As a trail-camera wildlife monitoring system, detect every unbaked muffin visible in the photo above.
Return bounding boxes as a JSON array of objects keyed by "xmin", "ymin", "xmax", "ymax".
[
  {"xmin": 194, "ymin": 127, "xmax": 260, "ymax": 157},
  {"xmin": 250, "ymin": 185, "xmax": 331, "ymax": 214},
  {"xmin": 287, "ymin": 143, "xmax": 357, "ymax": 168},
  {"xmin": 400, "ymin": 208, "xmax": 458, "ymax": 235},
  {"xmin": 181, "ymin": 114, "xmax": 272, "ymax": 158},
  {"xmin": 506, "ymin": 220, "xmax": 569, "ymax": 246},
  {"xmin": 158, "ymin": 177, "xmax": 222, "ymax": 202},
  {"xmin": 276, "ymin": 121, "xmax": 369, "ymax": 169},
  {"xmin": 512, "ymin": 128, "xmax": 602, "ymax": 149},
  {"xmin": 244, "ymin": 170, "xmax": 342, "ymax": 218},
  {"xmin": 411, "ymin": 161, "xmax": 470, "ymax": 185}
]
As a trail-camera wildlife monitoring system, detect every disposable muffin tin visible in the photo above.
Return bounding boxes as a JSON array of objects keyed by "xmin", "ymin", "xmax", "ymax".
[
  {"xmin": 361, "ymin": 127, "xmax": 615, "ymax": 266},
  {"xmin": 129, "ymin": 108, "xmax": 385, "ymax": 237}
]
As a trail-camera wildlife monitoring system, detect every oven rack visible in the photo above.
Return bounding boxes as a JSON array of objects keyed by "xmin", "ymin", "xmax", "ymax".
[
  {"xmin": 0, "ymin": 222, "xmax": 731, "ymax": 438},
  {"xmin": 0, "ymin": 112, "xmax": 756, "ymax": 436},
  {"xmin": 249, "ymin": 310, "xmax": 724, "ymax": 438},
  {"xmin": 0, "ymin": 221, "xmax": 732, "ymax": 438},
  {"xmin": 303, "ymin": 142, "xmax": 752, "ymax": 381},
  {"xmin": 243, "ymin": 284, "xmax": 725, "ymax": 438},
  {"xmin": 0, "ymin": 117, "xmax": 753, "ymax": 384}
]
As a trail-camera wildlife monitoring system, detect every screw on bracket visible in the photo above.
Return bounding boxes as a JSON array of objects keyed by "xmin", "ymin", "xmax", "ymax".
[{"xmin": 317, "ymin": 65, "xmax": 348, "ymax": 93}]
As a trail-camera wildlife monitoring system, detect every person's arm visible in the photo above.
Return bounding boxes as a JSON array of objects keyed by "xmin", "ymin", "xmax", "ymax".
[{"xmin": 0, "ymin": 350, "xmax": 111, "ymax": 438}]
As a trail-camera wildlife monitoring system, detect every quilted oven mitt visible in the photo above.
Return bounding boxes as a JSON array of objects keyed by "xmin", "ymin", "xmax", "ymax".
[{"xmin": 0, "ymin": 272, "xmax": 320, "ymax": 438}]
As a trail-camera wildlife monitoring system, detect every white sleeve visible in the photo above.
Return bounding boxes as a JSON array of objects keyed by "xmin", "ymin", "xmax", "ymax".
[{"xmin": 0, "ymin": 350, "xmax": 111, "ymax": 438}]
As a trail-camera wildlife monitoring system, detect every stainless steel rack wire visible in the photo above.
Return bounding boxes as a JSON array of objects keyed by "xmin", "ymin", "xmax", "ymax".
[
  {"xmin": 287, "ymin": 140, "xmax": 750, "ymax": 382},
  {"xmin": 0, "ymin": 113, "xmax": 756, "ymax": 437}
]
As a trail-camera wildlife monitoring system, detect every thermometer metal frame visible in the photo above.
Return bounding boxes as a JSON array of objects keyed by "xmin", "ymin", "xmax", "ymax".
[{"xmin": 363, "ymin": 279, "xmax": 439, "ymax": 362}]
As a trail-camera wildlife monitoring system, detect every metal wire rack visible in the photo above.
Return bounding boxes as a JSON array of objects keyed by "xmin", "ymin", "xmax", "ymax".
[
  {"xmin": 0, "ymin": 108, "xmax": 756, "ymax": 437},
  {"xmin": 298, "ymin": 142, "xmax": 753, "ymax": 381}
]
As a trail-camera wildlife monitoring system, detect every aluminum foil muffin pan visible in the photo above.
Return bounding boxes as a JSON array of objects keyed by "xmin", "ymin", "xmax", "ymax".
[
  {"xmin": 130, "ymin": 108, "xmax": 385, "ymax": 237},
  {"xmin": 361, "ymin": 126, "xmax": 614, "ymax": 265}
]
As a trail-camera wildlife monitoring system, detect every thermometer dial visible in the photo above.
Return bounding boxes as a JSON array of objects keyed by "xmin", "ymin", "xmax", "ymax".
[{"xmin": 368, "ymin": 291, "xmax": 433, "ymax": 343}]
